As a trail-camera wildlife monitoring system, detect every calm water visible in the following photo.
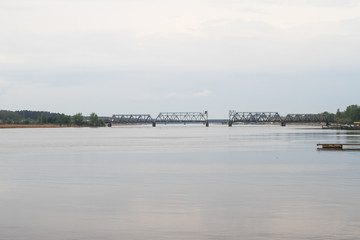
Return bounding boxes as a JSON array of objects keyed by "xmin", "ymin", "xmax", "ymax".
[{"xmin": 0, "ymin": 125, "xmax": 360, "ymax": 240}]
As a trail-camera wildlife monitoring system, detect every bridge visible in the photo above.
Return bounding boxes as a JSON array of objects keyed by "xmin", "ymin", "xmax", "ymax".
[
  {"xmin": 229, "ymin": 111, "xmax": 329, "ymax": 126},
  {"xmin": 110, "ymin": 112, "xmax": 209, "ymax": 127},
  {"xmin": 283, "ymin": 114, "xmax": 329, "ymax": 124},
  {"xmin": 110, "ymin": 114, "xmax": 153, "ymax": 126},
  {"xmin": 229, "ymin": 111, "xmax": 282, "ymax": 126},
  {"xmin": 109, "ymin": 111, "xmax": 330, "ymax": 127},
  {"xmin": 154, "ymin": 112, "xmax": 208, "ymax": 127}
]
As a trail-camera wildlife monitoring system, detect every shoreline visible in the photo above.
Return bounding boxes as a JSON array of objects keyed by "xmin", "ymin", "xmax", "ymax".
[
  {"xmin": 0, "ymin": 123, "xmax": 326, "ymax": 129},
  {"xmin": 0, "ymin": 124, "xmax": 68, "ymax": 128}
]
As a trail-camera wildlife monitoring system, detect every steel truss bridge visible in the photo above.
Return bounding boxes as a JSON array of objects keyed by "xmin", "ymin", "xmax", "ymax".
[
  {"xmin": 111, "ymin": 111, "xmax": 209, "ymax": 127},
  {"xmin": 111, "ymin": 114, "xmax": 153, "ymax": 125},
  {"xmin": 229, "ymin": 112, "xmax": 282, "ymax": 124},
  {"xmin": 229, "ymin": 111, "xmax": 329, "ymax": 126},
  {"xmin": 155, "ymin": 112, "xmax": 208, "ymax": 125},
  {"xmin": 109, "ymin": 111, "xmax": 329, "ymax": 127},
  {"xmin": 283, "ymin": 114, "xmax": 329, "ymax": 123}
]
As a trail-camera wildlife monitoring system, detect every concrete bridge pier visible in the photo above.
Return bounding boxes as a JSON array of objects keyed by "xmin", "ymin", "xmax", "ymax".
[
  {"xmin": 281, "ymin": 121, "xmax": 286, "ymax": 127},
  {"xmin": 206, "ymin": 121, "xmax": 209, "ymax": 127},
  {"xmin": 228, "ymin": 121, "xmax": 233, "ymax": 127},
  {"xmin": 152, "ymin": 122, "xmax": 156, "ymax": 127}
]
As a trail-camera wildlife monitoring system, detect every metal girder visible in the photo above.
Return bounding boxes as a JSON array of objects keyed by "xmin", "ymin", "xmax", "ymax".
[
  {"xmin": 230, "ymin": 112, "xmax": 282, "ymax": 123},
  {"xmin": 112, "ymin": 114, "xmax": 153, "ymax": 124},
  {"xmin": 156, "ymin": 111, "xmax": 208, "ymax": 123},
  {"xmin": 284, "ymin": 113, "xmax": 328, "ymax": 123}
]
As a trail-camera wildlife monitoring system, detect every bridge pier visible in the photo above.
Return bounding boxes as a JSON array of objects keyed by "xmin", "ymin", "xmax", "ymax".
[
  {"xmin": 228, "ymin": 121, "xmax": 233, "ymax": 127},
  {"xmin": 281, "ymin": 121, "xmax": 286, "ymax": 127},
  {"xmin": 206, "ymin": 121, "xmax": 209, "ymax": 127},
  {"xmin": 152, "ymin": 122, "xmax": 156, "ymax": 127},
  {"xmin": 107, "ymin": 122, "xmax": 112, "ymax": 127}
]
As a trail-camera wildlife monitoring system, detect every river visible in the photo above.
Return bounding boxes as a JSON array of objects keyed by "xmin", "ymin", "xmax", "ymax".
[{"xmin": 0, "ymin": 125, "xmax": 359, "ymax": 240}]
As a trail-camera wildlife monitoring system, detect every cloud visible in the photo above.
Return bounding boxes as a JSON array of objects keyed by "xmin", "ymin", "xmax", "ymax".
[
  {"xmin": 193, "ymin": 90, "xmax": 213, "ymax": 97},
  {"xmin": 0, "ymin": 0, "xmax": 358, "ymax": 116}
]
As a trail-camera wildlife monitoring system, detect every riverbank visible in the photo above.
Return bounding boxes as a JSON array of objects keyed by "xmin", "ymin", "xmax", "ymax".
[{"xmin": 0, "ymin": 124, "xmax": 66, "ymax": 128}]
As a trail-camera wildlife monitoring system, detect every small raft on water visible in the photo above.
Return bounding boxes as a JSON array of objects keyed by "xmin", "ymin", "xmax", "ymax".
[{"xmin": 317, "ymin": 143, "xmax": 360, "ymax": 149}]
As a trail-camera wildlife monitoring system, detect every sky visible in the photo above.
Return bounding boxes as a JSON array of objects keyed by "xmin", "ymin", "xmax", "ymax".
[{"xmin": 0, "ymin": 0, "xmax": 359, "ymax": 118}]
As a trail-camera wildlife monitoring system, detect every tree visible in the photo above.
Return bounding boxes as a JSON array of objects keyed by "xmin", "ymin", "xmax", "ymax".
[
  {"xmin": 334, "ymin": 105, "xmax": 360, "ymax": 124},
  {"xmin": 57, "ymin": 114, "xmax": 71, "ymax": 126},
  {"xmin": 21, "ymin": 119, "xmax": 31, "ymax": 124},
  {"xmin": 345, "ymin": 105, "xmax": 360, "ymax": 122},
  {"xmin": 0, "ymin": 110, "xmax": 21, "ymax": 122},
  {"xmin": 324, "ymin": 112, "xmax": 335, "ymax": 122},
  {"xmin": 37, "ymin": 113, "xmax": 47, "ymax": 124},
  {"xmin": 89, "ymin": 113, "xmax": 100, "ymax": 127},
  {"xmin": 72, "ymin": 113, "xmax": 84, "ymax": 126}
]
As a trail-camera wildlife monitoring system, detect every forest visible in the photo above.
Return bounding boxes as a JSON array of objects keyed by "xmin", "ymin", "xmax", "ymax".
[{"xmin": 0, "ymin": 110, "xmax": 105, "ymax": 127}]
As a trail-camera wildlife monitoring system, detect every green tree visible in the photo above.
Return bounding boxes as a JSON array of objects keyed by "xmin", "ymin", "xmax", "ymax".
[
  {"xmin": 344, "ymin": 105, "xmax": 360, "ymax": 122},
  {"xmin": 89, "ymin": 113, "xmax": 100, "ymax": 127},
  {"xmin": 0, "ymin": 110, "xmax": 21, "ymax": 122},
  {"xmin": 324, "ymin": 112, "xmax": 335, "ymax": 122},
  {"xmin": 21, "ymin": 119, "xmax": 31, "ymax": 124},
  {"xmin": 99, "ymin": 119, "xmax": 105, "ymax": 127},
  {"xmin": 57, "ymin": 114, "xmax": 71, "ymax": 126},
  {"xmin": 37, "ymin": 113, "xmax": 47, "ymax": 124},
  {"xmin": 334, "ymin": 105, "xmax": 360, "ymax": 124},
  {"xmin": 72, "ymin": 113, "xmax": 84, "ymax": 126}
]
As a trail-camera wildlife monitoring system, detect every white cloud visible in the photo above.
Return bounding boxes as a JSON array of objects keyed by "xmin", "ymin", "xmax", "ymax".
[
  {"xmin": 0, "ymin": 0, "xmax": 359, "ymax": 71},
  {"xmin": 193, "ymin": 90, "xmax": 213, "ymax": 97}
]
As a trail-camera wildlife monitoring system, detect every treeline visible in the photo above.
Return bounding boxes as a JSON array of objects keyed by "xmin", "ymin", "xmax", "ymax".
[
  {"xmin": 333, "ymin": 105, "xmax": 360, "ymax": 124},
  {"xmin": 0, "ymin": 110, "xmax": 105, "ymax": 127},
  {"xmin": 1, "ymin": 105, "xmax": 359, "ymax": 126}
]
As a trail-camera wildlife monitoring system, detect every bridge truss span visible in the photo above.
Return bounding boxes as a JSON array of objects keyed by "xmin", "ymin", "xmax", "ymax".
[
  {"xmin": 156, "ymin": 111, "xmax": 208, "ymax": 124},
  {"xmin": 110, "ymin": 111, "xmax": 209, "ymax": 127},
  {"xmin": 228, "ymin": 111, "xmax": 330, "ymax": 126},
  {"xmin": 284, "ymin": 113, "xmax": 329, "ymax": 123},
  {"xmin": 112, "ymin": 114, "xmax": 153, "ymax": 124},
  {"xmin": 230, "ymin": 112, "xmax": 282, "ymax": 123}
]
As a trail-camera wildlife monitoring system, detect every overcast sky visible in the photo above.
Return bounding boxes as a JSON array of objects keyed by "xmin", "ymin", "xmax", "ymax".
[{"xmin": 0, "ymin": 0, "xmax": 359, "ymax": 117}]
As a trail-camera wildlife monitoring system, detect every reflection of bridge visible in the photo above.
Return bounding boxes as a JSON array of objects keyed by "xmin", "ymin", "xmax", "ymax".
[
  {"xmin": 108, "ymin": 111, "xmax": 330, "ymax": 127},
  {"xmin": 229, "ymin": 111, "xmax": 329, "ymax": 127}
]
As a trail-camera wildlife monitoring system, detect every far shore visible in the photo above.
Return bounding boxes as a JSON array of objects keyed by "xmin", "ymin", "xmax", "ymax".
[
  {"xmin": 0, "ymin": 123, "xmax": 327, "ymax": 129},
  {"xmin": 0, "ymin": 124, "xmax": 67, "ymax": 128}
]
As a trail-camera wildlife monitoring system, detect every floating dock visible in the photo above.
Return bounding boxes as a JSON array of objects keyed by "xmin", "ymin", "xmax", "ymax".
[{"xmin": 317, "ymin": 143, "xmax": 360, "ymax": 149}]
